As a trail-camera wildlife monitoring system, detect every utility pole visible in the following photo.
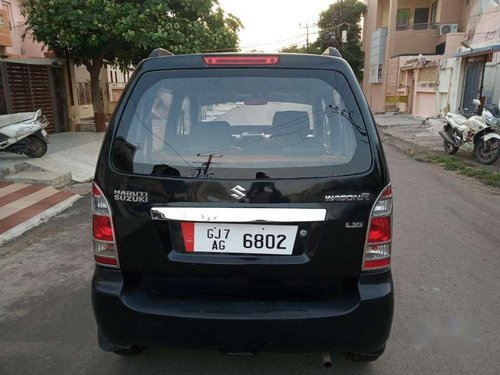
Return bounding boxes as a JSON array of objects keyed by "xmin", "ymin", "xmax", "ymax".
[{"xmin": 299, "ymin": 23, "xmax": 316, "ymax": 53}]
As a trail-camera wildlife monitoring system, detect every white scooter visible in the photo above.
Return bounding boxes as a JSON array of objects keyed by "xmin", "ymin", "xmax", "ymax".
[
  {"xmin": 0, "ymin": 110, "xmax": 49, "ymax": 158},
  {"xmin": 439, "ymin": 99, "xmax": 500, "ymax": 164}
]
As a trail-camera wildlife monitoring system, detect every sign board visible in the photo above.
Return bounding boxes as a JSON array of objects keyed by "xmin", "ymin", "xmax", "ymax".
[{"xmin": 342, "ymin": 30, "xmax": 347, "ymax": 43}]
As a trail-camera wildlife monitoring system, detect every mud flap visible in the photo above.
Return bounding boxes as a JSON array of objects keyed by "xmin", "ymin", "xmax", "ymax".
[{"xmin": 97, "ymin": 329, "xmax": 133, "ymax": 352}]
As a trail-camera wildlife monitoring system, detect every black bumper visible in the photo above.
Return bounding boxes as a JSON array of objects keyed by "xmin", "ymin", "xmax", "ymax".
[{"xmin": 92, "ymin": 268, "xmax": 394, "ymax": 354}]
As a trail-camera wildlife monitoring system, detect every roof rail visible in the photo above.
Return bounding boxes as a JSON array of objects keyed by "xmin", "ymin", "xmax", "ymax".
[
  {"xmin": 322, "ymin": 47, "xmax": 342, "ymax": 58},
  {"xmin": 149, "ymin": 48, "xmax": 174, "ymax": 58}
]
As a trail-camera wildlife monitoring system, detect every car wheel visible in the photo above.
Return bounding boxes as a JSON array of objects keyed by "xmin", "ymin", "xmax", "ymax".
[
  {"xmin": 347, "ymin": 345, "xmax": 385, "ymax": 362},
  {"xmin": 113, "ymin": 345, "xmax": 146, "ymax": 356},
  {"xmin": 348, "ymin": 353, "xmax": 381, "ymax": 362}
]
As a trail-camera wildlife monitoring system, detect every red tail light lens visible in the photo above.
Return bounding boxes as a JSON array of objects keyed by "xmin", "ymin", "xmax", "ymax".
[
  {"xmin": 94, "ymin": 254, "xmax": 118, "ymax": 266},
  {"xmin": 92, "ymin": 182, "xmax": 119, "ymax": 268},
  {"xmin": 92, "ymin": 183, "xmax": 102, "ymax": 196},
  {"xmin": 363, "ymin": 258, "xmax": 390, "ymax": 269},
  {"xmin": 363, "ymin": 184, "xmax": 392, "ymax": 271},
  {"xmin": 93, "ymin": 215, "xmax": 113, "ymax": 242},
  {"xmin": 367, "ymin": 217, "xmax": 391, "ymax": 243},
  {"xmin": 203, "ymin": 56, "xmax": 280, "ymax": 65},
  {"xmin": 382, "ymin": 185, "xmax": 392, "ymax": 197}
]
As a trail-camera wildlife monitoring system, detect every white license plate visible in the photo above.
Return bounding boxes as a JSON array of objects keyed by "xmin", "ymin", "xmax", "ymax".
[{"xmin": 181, "ymin": 222, "xmax": 298, "ymax": 255}]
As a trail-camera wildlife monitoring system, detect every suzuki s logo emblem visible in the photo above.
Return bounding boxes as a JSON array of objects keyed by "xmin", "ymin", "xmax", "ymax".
[{"xmin": 230, "ymin": 185, "xmax": 246, "ymax": 200}]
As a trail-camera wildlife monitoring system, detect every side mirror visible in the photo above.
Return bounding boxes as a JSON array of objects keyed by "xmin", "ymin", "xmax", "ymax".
[{"xmin": 473, "ymin": 99, "xmax": 481, "ymax": 106}]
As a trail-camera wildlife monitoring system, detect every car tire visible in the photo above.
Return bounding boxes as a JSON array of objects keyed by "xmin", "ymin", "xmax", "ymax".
[
  {"xmin": 113, "ymin": 345, "xmax": 146, "ymax": 356},
  {"xmin": 347, "ymin": 344, "xmax": 385, "ymax": 362},
  {"xmin": 347, "ymin": 352, "xmax": 381, "ymax": 362}
]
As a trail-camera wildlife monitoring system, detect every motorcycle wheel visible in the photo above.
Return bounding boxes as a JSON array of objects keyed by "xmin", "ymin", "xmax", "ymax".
[
  {"xmin": 444, "ymin": 128, "xmax": 459, "ymax": 155},
  {"xmin": 475, "ymin": 137, "xmax": 500, "ymax": 165},
  {"xmin": 24, "ymin": 136, "xmax": 47, "ymax": 158}
]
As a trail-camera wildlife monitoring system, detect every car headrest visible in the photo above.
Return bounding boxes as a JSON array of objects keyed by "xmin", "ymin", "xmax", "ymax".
[
  {"xmin": 190, "ymin": 121, "xmax": 233, "ymax": 143},
  {"xmin": 272, "ymin": 111, "xmax": 310, "ymax": 127},
  {"xmin": 271, "ymin": 111, "xmax": 310, "ymax": 136}
]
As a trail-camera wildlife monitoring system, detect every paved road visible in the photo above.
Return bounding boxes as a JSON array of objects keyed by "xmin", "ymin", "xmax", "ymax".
[{"xmin": 1, "ymin": 144, "xmax": 499, "ymax": 375}]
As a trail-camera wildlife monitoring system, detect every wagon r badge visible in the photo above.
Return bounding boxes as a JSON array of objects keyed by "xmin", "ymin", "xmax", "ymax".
[
  {"xmin": 346, "ymin": 222, "xmax": 363, "ymax": 229},
  {"xmin": 230, "ymin": 185, "xmax": 246, "ymax": 200},
  {"xmin": 325, "ymin": 193, "xmax": 370, "ymax": 202}
]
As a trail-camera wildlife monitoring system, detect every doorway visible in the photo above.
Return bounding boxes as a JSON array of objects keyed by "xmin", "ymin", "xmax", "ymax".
[{"xmin": 461, "ymin": 57, "xmax": 485, "ymax": 117}]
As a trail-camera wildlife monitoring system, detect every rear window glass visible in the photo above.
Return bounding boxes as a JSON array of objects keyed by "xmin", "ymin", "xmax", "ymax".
[{"xmin": 112, "ymin": 69, "xmax": 371, "ymax": 179}]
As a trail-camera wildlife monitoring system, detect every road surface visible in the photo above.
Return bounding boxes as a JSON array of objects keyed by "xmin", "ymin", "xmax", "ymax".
[{"xmin": 1, "ymin": 144, "xmax": 499, "ymax": 374}]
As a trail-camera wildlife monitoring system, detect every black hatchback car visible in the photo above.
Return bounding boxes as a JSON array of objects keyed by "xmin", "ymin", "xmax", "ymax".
[{"xmin": 92, "ymin": 49, "xmax": 393, "ymax": 361}]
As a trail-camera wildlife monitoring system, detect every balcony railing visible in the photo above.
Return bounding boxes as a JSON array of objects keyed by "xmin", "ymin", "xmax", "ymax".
[{"xmin": 396, "ymin": 23, "xmax": 440, "ymax": 31}]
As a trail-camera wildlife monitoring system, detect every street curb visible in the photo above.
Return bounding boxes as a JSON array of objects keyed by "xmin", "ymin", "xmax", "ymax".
[
  {"xmin": 378, "ymin": 125, "xmax": 500, "ymax": 172},
  {"xmin": 379, "ymin": 129, "xmax": 431, "ymax": 157},
  {"xmin": 0, "ymin": 194, "xmax": 82, "ymax": 247}
]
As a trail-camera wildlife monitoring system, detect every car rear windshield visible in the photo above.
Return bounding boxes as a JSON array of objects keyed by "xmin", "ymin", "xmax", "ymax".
[{"xmin": 111, "ymin": 68, "xmax": 371, "ymax": 179}]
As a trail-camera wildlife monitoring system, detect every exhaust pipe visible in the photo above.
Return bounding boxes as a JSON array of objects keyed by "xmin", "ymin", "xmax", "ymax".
[
  {"xmin": 322, "ymin": 352, "xmax": 332, "ymax": 367},
  {"xmin": 439, "ymin": 130, "xmax": 459, "ymax": 146}
]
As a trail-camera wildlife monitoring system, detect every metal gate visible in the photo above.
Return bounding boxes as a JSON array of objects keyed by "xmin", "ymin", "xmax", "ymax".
[
  {"xmin": 461, "ymin": 58, "xmax": 485, "ymax": 117},
  {"xmin": 0, "ymin": 61, "xmax": 67, "ymax": 133}
]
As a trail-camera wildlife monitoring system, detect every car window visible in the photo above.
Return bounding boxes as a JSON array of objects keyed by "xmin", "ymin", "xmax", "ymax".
[{"xmin": 112, "ymin": 69, "xmax": 371, "ymax": 179}]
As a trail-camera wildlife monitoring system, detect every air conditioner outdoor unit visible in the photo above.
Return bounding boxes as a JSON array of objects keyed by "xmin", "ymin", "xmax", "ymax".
[{"xmin": 440, "ymin": 23, "xmax": 458, "ymax": 35}]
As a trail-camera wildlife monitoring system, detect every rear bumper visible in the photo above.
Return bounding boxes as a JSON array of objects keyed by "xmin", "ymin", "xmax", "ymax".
[{"xmin": 92, "ymin": 268, "xmax": 394, "ymax": 353}]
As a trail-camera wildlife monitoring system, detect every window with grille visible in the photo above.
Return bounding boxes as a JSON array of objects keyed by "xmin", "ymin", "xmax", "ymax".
[
  {"xmin": 369, "ymin": 64, "xmax": 384, "ymax": 83},
  {"xmin": 76, "ymin": 82, "xmax": 92, "ymax": 105},
  {"xmin": 396, "ymin": 9, "xmax": 410, "ymax": 30}
]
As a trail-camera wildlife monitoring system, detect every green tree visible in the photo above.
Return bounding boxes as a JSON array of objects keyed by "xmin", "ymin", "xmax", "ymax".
[
  {"xmin": 279, "ymin": 44, "xmax": 309, "ymax": 54},
  {"xmin": 22, "ymin": 0, "xmax": 242, "ymax": 131},
  {"xmin": 316, "ymin": 0, "xmax": 366, "ymax": 80}
]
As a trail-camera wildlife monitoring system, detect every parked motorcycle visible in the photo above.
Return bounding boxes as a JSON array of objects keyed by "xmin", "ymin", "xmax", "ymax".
[
  {"xmin": 439, "ymin": 99, "xmax": 500, "ymax": 165},
  {"xmin": 0, "ymin": 110, "xmax": 49, "ymax": 158}
]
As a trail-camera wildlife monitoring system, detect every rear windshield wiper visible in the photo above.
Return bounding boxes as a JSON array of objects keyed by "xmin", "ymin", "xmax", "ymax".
[
  {"xmin": 193, "ymin": 153, "xmax": 223, "ymax": 177},
  {"xmin": 328, "ymin": 105, "xmax": 367, "ymax": 137}
]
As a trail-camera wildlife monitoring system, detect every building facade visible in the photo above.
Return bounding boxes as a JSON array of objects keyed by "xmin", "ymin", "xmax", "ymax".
[
  {"xmin": 0, "ymin": 0, "xmax": 45, "ymax": 58},
  {"xmin": 437, "ymin": 0, "xmax": 500, "ymax": 117},
  {"xmin": 362, "ymin": 0, "xmax": 500, "ymax": 118},
  {"xmin": 0, "ymin": 0, "xmax": 133, "ymax": 131}
]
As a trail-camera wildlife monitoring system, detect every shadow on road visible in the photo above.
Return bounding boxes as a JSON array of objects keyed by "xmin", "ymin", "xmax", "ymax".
[{"xmin": 110, "ymin": 348, "xmax": 376, "ymax": 375}]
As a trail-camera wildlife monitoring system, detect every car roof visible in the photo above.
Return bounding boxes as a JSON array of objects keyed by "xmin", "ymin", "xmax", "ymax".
[{"xmin": 137, "ymin": 52, "xmax": 355, "ymax": 77}]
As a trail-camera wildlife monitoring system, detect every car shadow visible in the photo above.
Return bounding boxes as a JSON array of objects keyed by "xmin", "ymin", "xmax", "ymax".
[{"xmin": 110, "ymin": 347, "xmax": 378, "ymax": 375}]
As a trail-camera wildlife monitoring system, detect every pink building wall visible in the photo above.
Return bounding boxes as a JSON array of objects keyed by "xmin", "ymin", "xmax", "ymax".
[
  {"xmin": 413, "ymin": 91, "xmax": 436, "ymax": 117},
  {"xmin": 1, "ymin": 0, "xmax": 45, "ymax": 58},
  {"xmin": 465, "ymin": 0, "xmax": 500, "ymax": 48}
]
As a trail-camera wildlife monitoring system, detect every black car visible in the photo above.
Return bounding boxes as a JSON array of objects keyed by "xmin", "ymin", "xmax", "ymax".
[{"xmin": 91, "ymin": 49, "xmax": 393, "ymax": 361}]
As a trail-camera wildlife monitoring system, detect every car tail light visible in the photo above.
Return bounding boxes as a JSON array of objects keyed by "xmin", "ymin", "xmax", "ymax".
[
  {"xmin": 92, "ymin": 182, "xmax": 119, "ymax": 268},
  {"xmin": 203, "ymin": 55, "xmax": 280, "ymax": 65},
  {"xmin": 363, "ymin": 184, "xmax": 392, "ymax": 271}
]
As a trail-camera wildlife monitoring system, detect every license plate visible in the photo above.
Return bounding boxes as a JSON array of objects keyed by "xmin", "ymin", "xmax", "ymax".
[{"xmin": 181, "ymin": 222, "xmax": 298, "ymax": 255}]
